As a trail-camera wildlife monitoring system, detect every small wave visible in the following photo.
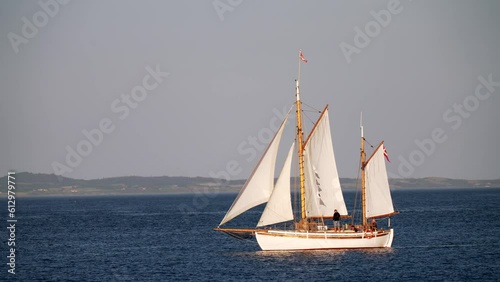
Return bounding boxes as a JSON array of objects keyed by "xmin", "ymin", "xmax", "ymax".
[{"xmin": 394, "ymin": 243, "xmax": 494, "ymax": 249}]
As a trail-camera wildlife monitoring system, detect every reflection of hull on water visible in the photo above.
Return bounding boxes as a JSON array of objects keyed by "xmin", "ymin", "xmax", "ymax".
[{"xmin": 255, "ymin": 229, "xmax": 394, "ymax": 251}]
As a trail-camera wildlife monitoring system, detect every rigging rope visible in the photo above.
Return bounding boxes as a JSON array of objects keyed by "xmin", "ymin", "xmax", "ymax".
[
  {"xmin": 363, "ymin": 137, "xmax": 375, "ymax": 149},
  {"xmin": 300, "ymin": 101, "xmax": 322, "ymax": 113},
  {"xmin": 351, "ymin": 154, "xmax": 362, "ymax": 225},
  {"xmin": 301, "ymin": 110, "xmax": 316, "ymax": 126}
]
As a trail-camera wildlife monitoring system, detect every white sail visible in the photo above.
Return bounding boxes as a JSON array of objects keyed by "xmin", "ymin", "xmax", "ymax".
[
  {"xmin": 303, "ymin": 109, "xmax": 347, "ymax": 217},
  {"xmin": 365, "ymin": 142, "xmax": 395, "ymax": 218},
  {"xmin": 257, "ymin": 142, "xmax": 295, "ymax": 227},
  {"xmin": 219, "ymin": 113, "xmax": 289, "ymax": 226}
]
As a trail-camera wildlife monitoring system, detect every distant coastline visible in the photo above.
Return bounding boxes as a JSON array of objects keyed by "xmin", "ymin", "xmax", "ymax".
[{"xmin": 1, "ymin": 172, "xmax": 499, "ymax": 197}]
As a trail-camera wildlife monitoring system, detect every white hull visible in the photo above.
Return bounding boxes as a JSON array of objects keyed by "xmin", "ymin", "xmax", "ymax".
[{"xmin": 255, "ymin": 229, "xmax": 394, "ymax": 251}]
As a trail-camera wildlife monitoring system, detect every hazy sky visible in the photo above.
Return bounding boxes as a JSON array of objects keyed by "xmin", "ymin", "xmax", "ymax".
[{"xmin": 1, "ymin": 0, "xmax": 499, "ymax": 180}]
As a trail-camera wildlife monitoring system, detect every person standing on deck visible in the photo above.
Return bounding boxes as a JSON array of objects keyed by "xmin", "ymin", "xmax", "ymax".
[
  {"xmin": 371, "ymin": 218, "xmax": 377, "ymax": 231},
  {"xmin": 333, "ymin": 209, "xmax": 341, "ymax": 232}
]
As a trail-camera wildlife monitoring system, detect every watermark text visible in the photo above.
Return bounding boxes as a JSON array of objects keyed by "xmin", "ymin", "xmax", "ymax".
[{"xmin": 6, "ymin": 172, "xmax": 16, "ymax": 275}]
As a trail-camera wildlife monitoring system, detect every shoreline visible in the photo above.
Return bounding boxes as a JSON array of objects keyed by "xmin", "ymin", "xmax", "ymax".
[{"xmin": 4, "ymin": 186, "xmax": 499, "ymax": 198}]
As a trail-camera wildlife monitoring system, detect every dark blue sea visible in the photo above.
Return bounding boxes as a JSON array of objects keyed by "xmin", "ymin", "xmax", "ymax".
[{"xmin": 2, "ymin": 188, "xmax": 500, "ymax": 281}]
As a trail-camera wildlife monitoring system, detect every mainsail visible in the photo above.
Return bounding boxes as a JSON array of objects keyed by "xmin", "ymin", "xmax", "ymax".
[
  {"xmin": 365, "ymin": 142, "xmax": 395, "ymax": 218},
  {"xmin": 219, "ymin": 112, "xmax": 290, "ymax": 226},
  {"xmin": 303, "ymin": 108, "xmax": 347, "ymax": 217},
  {"xmin": 257, "ymin": 142, "xmax": 295, "ymax": 227}
]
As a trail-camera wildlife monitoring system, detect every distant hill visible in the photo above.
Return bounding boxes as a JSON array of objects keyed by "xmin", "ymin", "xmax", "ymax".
[
  {"xmin": 339, "ymin": 177, "xmax": 500, "ymax": 189},
  {"xmin": 386, "ymin": 177, "xmax": 500, "ymax": 189},
  {"xmin": 0, "ymin": 172, "xmax": 224, "ymax": 195},
  {"xmin": 0, "ymin": 172, "xmax": 499, "ymax": 196}
]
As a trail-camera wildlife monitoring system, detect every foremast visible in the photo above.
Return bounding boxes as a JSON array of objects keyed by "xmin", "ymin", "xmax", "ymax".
[
  {"xmin": 296, "ymin": 50, "xmax": 307, "ymax": 221},
  {"xmin": 360, "ymin": 113, "xmax": 367, "ymax": 227}
]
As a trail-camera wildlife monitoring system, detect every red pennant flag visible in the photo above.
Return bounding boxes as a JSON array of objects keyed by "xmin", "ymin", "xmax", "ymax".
[
  {"xmin": 383, "ymin": 145, "xmax": 390, "ymax": 163},
  {"xmin": 299, "ymin": 49, "xmax": 308, "ymax": 63}
]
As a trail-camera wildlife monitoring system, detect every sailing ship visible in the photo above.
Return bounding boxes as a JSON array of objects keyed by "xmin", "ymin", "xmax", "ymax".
[{"xmin": 214, "ymin": 50, "xmax": 398, "ymax": 251}]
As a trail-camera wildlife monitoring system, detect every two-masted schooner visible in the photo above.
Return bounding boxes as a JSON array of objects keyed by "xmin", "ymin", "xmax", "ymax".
[{"xmin": 214, "ymin": 50, "xmax": 398, "ymax": 251}]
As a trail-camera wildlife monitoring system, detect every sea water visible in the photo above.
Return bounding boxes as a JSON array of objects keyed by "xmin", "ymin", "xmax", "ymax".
[{"xmin": 2, "ymin": 188, "xmax": 499, "ymax": 281}]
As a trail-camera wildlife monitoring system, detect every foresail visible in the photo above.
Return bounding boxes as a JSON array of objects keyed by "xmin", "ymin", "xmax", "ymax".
[
  {"xmin": 365, "ymin": 142, "xmax": 395, "ymax": 218},
  {"xmin": 219, "ymin": 111, "xmax": 290, "ymax": 226},
  {"xmin": 303, "ymin": 108, "xmax": 348, "ymax": 217},
  {"xmin": 257, "ymin": 142, "xmax": 295, "ymax": 227}
]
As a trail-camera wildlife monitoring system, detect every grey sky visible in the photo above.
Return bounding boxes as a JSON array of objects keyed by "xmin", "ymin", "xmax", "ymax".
[{"xmin": 1, "ymin": 0, "xmax": 499, "ymax": 180}]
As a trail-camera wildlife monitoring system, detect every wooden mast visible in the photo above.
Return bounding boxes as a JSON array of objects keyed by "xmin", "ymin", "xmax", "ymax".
[
  {"xmin": 296, "ymin": 52, "xmax": 307, "ymax": 222},
  {"xmin": 360, "ymin": 113, "xmax": 367, "ymax": 227}
]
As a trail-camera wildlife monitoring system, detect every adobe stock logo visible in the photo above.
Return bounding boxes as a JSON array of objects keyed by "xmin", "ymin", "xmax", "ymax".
[
  {"xmin": 51, "ymin": 65, "xmax": 169, "ymax": 177},
  {"xmin": 339, "ymin": 0, "xmax": 409, "ymax": 64},
  {"xmin": 7, "ymin": 0, "xmax": 71, "ymax": 54},
  {"xmin": 391, "ymin": 73, "xmax": 499, "ymax": 178},
  {"xmin": 212, "ymin": 0, "xmax": 243, "ymax": 21}
]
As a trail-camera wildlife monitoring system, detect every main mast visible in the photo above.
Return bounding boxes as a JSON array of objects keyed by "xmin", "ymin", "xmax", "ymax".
[
  {"xmin": 360, "ymin": 113, "xmax": 367, "ymax": 226},
  {"xmin": 296, "ymin": 50, "xmax": 307, "ymax": 221}
]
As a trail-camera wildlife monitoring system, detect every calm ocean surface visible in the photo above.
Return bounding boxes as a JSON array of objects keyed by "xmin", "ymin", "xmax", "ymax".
[{"xmin": 2, "ymin": 188, "xmax": 500, "ymax": 281}]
